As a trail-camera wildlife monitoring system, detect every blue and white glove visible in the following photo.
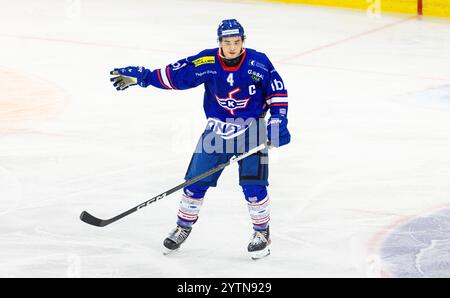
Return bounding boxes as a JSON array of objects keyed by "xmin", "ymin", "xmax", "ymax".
[
  {"xmin": 109, "ymin": 66, "xmax": 150, "ymax": 91},
  {"xmin": 267, "ymin": 116, "xmax": 291, "ymax": 147}
]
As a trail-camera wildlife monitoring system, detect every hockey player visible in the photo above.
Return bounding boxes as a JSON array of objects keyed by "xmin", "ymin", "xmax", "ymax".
[{"xmin": 110, "ymin": 19, "xmax": 290, "ymax": 259}]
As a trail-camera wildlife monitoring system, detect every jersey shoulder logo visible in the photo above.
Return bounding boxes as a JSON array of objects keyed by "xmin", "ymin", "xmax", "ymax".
[
  {"xmin": 215, "ymin": 88, "xmax": 251, "ymax": 116},
  {"xmin": 249, "ymin": 59, "xmax": 268, "ymax": 72},
  {"xmin": 192, "ymin": 56, "xmax": 216, "ymax": 67}
]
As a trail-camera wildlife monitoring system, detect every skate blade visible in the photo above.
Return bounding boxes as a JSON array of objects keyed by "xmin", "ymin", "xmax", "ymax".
[
  {"xmin": 250, "ymin": 247, "xmax": 270, "ymax": 260},
  {"xmin": 163, "ymin": 248, "xmax": 179, "ymax": 256}
]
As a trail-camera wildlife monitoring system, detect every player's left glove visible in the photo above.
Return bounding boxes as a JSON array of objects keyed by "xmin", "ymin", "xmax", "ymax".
[
  {"xmin": 109, "ymin": 66, "xmax": 150, "ymax": 91},
  {"xmin": 267, "ymin": 116, "xmax": 291, "ymax": 147}
]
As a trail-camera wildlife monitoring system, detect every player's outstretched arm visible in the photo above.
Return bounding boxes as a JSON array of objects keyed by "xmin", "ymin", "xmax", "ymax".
[
  {"xmin": 109, "ymin": 66, "xmax": 151, "ymax": 91},
  {"xmin": 264, "ymin": 60, "xmax": 290, "ymax": 147}
]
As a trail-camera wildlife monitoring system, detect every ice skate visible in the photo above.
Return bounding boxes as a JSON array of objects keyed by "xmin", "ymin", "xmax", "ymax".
[
  {"xmin": 248, "ymin": 226, "xmax": 271, "ymax": 260},
  {"xmin": 163, "ymin": 225, "xmax": 192, "ymax": 255}
]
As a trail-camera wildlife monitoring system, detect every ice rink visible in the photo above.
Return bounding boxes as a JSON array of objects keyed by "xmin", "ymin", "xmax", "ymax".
[{"xmin": 0, "ymin": 0, "xmax": 450, "ymax": 277}]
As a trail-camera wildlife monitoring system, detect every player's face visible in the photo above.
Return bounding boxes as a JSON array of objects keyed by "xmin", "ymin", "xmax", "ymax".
[{"xmin": 220, "ymin": 36, "xmax": 244, "ymax": 59}]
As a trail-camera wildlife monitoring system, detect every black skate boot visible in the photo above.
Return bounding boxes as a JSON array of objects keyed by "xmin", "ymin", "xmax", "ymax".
[
  {"xmin": 248, "ymin": 226, "xmax": 271, "ymax": 260},
  {"xmin": 163, "ymin": 225, "xmax": 192, "ymax": 255}
]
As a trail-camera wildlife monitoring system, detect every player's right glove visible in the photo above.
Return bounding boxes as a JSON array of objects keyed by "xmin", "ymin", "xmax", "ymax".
[
  {"xmin": 109, "ymin": 66, "xmax": 150, "ymax": 91},
  {"xmin": 267, "ymin": 116, "xmax": 290, "ymax": 147}
]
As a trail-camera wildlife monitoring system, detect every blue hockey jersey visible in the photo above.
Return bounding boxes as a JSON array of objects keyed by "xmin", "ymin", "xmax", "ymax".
[{"xmin": 142, "ymin": 48, "xmax": 288, "ymax": 123}]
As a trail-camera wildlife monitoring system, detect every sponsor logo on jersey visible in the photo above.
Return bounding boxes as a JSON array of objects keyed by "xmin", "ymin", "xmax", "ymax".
[
  {"xmin": 215, "ymin": 88, "xmax": 251, "ymax": 116},
  {"xmin": 195, "ymin": 70, "xmax": 217, "ymax": 77},
  {"xmin": 192, "ymin": 56, "xmax": 216, "ymax": 67},
  {"xmin": 249, "ymin": 59, "xmax": 268, "ymax": 72},
  {"xmin": 248, "ymin": 69, "xmax": 264, "ymax": 82}
]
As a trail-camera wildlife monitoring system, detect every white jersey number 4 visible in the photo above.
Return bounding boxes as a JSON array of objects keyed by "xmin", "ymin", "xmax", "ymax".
[{"xmin": 227, "ymin": 73, "xmax": 234, "ymax": 87}]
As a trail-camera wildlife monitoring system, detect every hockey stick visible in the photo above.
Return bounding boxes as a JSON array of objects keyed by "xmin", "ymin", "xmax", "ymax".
[{"xmin": 80, "ymin": 142, "xmax": 270, "ymax": 227}]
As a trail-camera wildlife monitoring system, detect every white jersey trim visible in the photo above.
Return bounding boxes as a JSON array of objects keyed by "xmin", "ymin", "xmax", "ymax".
[{"xmin": 160, "ymin": 68, "xmax": 172, "ymax": 89}]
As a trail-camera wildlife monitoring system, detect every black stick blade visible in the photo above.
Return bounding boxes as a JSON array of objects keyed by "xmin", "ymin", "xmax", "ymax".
[{"xmin": 80, "ymin": 211, "xmax": 108, "ymax": 227}]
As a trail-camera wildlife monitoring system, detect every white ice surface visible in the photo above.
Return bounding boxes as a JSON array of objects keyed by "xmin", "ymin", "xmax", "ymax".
[{"xmin": 0, "ymin": 0, "xmax": 450, "ymax": 277}]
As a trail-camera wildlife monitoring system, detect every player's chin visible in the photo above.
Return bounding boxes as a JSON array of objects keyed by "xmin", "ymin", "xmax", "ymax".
[{"xmin": 226, "ymin": 53, "xmax": 239, "ymax": 59}]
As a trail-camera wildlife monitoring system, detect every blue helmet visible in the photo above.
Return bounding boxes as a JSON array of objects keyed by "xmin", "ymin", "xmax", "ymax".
[{"xmin": 217, "ymin": 19, "xmax": 245, "ymax": 41}]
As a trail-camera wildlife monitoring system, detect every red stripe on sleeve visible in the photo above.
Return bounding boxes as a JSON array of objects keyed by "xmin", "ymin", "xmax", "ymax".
[
  {"xmin": 266, "ymin": 93, "xmax": 288, "ymax": 100},
  {"xmin": 166, "ymin": 66, "xmax": 177, "ymax": 90},
  {"xmin": 156, "ymin": 69, "xmax": 170, "ymax": 89}
]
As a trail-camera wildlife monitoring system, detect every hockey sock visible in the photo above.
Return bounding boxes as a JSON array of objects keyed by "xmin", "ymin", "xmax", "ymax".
[
  {"xmin": 176, "ymin": 184, "xmax": 208, "ymax": 228},
  {"xmin": 242, "ymin": 185, "xmax": 270, "ymax": 231}
]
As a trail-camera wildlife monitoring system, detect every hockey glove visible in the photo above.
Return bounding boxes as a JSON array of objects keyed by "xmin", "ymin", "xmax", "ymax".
[
  {"xmin": 267, "ymin": 116, "xmax": 291, "ymax": 147},
  {"xmin": 110, "ymin": 66, "xmax": 150, "ymax": 91}
]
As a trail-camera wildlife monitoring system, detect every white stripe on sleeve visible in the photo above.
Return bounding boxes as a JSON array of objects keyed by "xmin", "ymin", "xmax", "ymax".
[{"xmin": 160, "ymin": 68, "xmax": 172, "ymax": 89}]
